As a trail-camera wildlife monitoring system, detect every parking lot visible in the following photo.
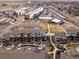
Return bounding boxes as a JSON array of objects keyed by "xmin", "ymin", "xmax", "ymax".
[{"xmin": 2, "ymin": 20, "xmax": 48, "ymax": 37}]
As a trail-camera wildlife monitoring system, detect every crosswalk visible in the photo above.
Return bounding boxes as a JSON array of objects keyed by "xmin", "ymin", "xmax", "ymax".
[{"xmin": 0, "ymin": 18, "xmax": 15, "ymax": 24}]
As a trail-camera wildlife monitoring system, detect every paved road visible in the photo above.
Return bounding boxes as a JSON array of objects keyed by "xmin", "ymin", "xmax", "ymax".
[
  {"xmin": 0, "ymin": 17, "xmax": 23, "ymax": 37},
  {"xmin": 49, "ymin": 6, "xmax": 79, "ymax": 28}
]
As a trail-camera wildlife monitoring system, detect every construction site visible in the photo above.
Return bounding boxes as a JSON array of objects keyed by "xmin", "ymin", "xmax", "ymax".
[{"xmin": 0, "ymin": 0, "xmax": 79, "ymax": 59}]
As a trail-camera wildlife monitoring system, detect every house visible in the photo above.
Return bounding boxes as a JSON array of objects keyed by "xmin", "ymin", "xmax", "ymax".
[
  {"xmin": 13, "ymin": 7, "xmax": 27, "ymax": 16},
  {"xmin": 66, "ymin": 27, "xmax": 79, "ymax": 41},
  {"xmin": 54, "ymin": 32, "xmax": 68, "ymax": 44}
]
